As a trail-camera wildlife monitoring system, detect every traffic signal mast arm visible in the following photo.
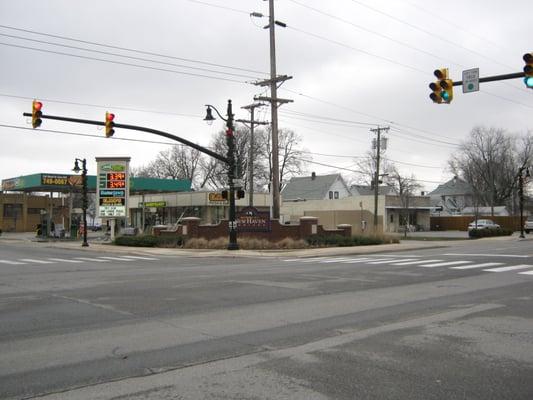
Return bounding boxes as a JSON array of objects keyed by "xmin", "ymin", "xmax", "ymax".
[
  {"xmin": 450, "ymin": 71, "xmax": 525, "ymax": 87},
  {"xmin": 21, "ymin": 112, "xmax": 228, "ymax": 163}
]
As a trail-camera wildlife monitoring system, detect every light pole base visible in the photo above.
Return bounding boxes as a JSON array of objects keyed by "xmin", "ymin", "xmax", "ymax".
[{"xmin": 227, "ymin": 242, "xmax": 239, "ymax": 250}]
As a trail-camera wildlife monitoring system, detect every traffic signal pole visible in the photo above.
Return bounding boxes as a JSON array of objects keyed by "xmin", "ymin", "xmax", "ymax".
[
  {"xmin": 22, "ymin": 112, "xmax": 228, "ymax": 163},
  {"xmin": 451, "ymin": 71, "xmax": 525, "ymax": 87}
]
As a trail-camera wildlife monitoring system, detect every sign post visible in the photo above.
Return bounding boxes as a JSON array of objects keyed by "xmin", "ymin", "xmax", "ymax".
[{"xmin": 96, "ymin": 157, "xmax": 130, "ymax": 240}]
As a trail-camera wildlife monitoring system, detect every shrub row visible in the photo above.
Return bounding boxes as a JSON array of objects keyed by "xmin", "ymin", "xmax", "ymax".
[
  {"xmin": 114, "ymin": 235, "xmax": 183, "ymax": 247},
  {"xmin": 468, "ymin": 228, "xmax": 513, "ymax": 239},
  {"xmin": 307, "ymin": 234, "xmax": 399, "ymax": 247}
]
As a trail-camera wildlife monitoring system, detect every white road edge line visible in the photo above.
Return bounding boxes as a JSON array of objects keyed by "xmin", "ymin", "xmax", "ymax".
[
  {"xmin": 450, "ymin": 262, "xmax": 503, "ymax": 270},
  {"xmin": 484, "ymin": 265, "xmax": 533, "ymax": 272}
]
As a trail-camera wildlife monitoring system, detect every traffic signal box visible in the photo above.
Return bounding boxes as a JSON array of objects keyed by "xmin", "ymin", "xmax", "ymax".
[
  {"xmin": 524, "ymin": 53, "xmax": 533, "ymax": 88},
  {"xmin": 429, "ymin": 68, "xmax": 453, "ymax": 104},
  {"xmin": 32, "ymin": 100, "xmax": 43, "ymax": 128},
  {"xmin": 105, "ymin": 112, "xmax": 115, "ymax": 137}
]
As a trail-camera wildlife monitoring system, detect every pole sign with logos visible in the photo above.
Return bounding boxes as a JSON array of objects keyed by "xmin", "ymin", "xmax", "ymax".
[{"xmin": 96, "ymin": 157, "xmax": 130, "ymax": 218}]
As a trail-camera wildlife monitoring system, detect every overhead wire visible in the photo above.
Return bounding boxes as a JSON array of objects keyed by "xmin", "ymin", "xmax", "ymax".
[
  {"xmin": 0, "ymin": 24, "xmax": 266, "ymax": 75},
  {"xmin": 0, "ymin": 32, "xmax": 260, "ymax": 80},
  {"xmin": 0, "ymin": 42, "xmax": 248, "ymax": 84}
]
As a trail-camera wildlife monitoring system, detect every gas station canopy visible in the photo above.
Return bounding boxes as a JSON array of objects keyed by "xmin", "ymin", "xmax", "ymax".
[{"xmin": 1, "ymin": 173, "xmax": 191, "ymax": 194}]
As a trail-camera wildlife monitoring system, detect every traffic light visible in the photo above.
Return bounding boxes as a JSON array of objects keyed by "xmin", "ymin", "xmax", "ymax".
[
  {"xmin": 429, "ymin": 68, "xmax": 453, "ymax": 104},
  {"xmin": 221, "ymin": 190, "xmax": 228, "ymax": 200},
  {"xmin": 105, "ymin": 112, "xmax": 115, "ymax": 137},
  {"xmin": 31, "ymin": 100, "xmax": 43, "ymax": 128},
  {"xmin": 523, "ymin": 52, "xmax": 533, "ymax": 88},
  {"xmin": 236, "ymin": 189, "xmax": 245, "ymax": 199}
]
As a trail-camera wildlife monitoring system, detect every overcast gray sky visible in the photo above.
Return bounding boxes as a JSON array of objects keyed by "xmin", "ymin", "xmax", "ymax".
[{"xmin": 1, "ymin": 0, "xmax": 531, "ymax": 192}]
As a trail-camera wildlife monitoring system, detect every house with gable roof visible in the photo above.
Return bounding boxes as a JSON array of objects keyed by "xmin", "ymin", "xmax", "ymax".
[{"xmin": 281, "ymin": 172, "xmax": 352, "ymax": 201}]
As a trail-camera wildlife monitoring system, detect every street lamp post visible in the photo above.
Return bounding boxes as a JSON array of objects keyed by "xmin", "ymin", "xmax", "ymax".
[
  {"xmin": 204, "ymin": 100, "xmax": 239, "ymax": 250},
  {"xmin": 72, "ymin": 158, "xmax": 89, "ymax": 247},
  {"xmin": 518, "ymin": 166, "xmax": 530, "ymax": 239}
]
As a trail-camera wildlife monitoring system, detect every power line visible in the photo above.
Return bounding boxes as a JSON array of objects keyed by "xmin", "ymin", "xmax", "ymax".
[
  {"xmin": 0, "ymin": 42, "xmax": 248, "ymax": 84},
  {"xmin": 0, "ymin": 24, "xmax": 266, "ymax": 75},
  {"xmin": 280, "ymin": 109, "xmax": 377, "ymax": 127},
  {"xmin": 287, "ymin": 0, "xmax": 462, "ymax": 68},
  {"xmin": 183, "ymin": 0, "xmax": 250, "ymax": 15},
  {"xmin": 287, "ymin": 0, "xmax": 528, "ymax": 96},
  {"xmin": 0, "ymin": 123, "xmax": 205, "ymax": 148},
  {"xmin": 0, "ymin": 32, "xmax": 260, "ymax": 80},
  {"xmin": 0, "ymin": 93, "xmax": 203, "ymax": 118},
  {"xmin": 287, "ymin": 25, "xmax": 427, "ymax": 75},
  {"xmin": 348, "ymin": 0, "xmax": 519, "ymax": 73}
]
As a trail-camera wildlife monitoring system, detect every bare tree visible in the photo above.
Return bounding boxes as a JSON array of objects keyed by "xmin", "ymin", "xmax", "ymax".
[
  {"xmin": 133, "ymin": 145, "xmax": 202, "ymax": 185},
  {"xmin": 388, "ymin": 166, "xmax": 422, "ymax": 236},
  {"xmin": 259, "ymin": 127, "xmax": 307, "ymax": 192},
  {"xmin": 351, "ymin": 151, "xmax": 395, "ymax": 186},
  {"xmin": 449, "ymin": 127, "xmax": 533, "ymax": 216}
]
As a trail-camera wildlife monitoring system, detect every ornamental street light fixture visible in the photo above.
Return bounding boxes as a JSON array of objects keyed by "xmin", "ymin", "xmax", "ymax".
[
  {"xmin": 203, "ymin": 100, "xmax": 239, "ymax": 250},
  {"xmin": 72, "ymin": 158, "xmax": 89, "ymax": 247},
  {"xmin": 518, "ymin": 166, "xmax": 531, "ymax": 239}
]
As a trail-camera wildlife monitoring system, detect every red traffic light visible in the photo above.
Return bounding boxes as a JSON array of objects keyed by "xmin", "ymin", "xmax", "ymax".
[
  {"xmin": 33, "ymin": 101, "xmax": 43, "ymax": 111},
  {"xmin": 106, "ymin": 112, "xmax": 115, "ymax": 122},
  {"xmin": 226, "ymin": 128, "xmax": 233, "ymax": 137}
]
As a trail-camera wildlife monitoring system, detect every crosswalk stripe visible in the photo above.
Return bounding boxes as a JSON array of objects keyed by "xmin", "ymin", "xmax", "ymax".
[
  {"xmin": 340, "ymin": 258, "xmax": 373, "ymax": 263},
  {"xmin": 392, "ymin": 259, "xmax": 443, "ymax": 266},
  {"xmin": 367, "ymin": 258, "xmax": 418, "ymax": 265},
  {"xmin": 320, "ymin": 258, "xmax": 355, "ymax": 263},
  {"xmin": 73, "ymin": 257, "xmax": 110, "ymax": 263},
  {"xmin": 19, "ymin": 258, "xmax": 55, "ymax": 264},
  {"xmin": 0, "ymin": 260, "xmax": 27, "ymax": 265},
  {"xmin": 451, "ymin": 262, "xmax": 503, "ymax": 270},
  {"xmin": 119, "ymin": 256, "xmax": 159, "ymax": 261},
  {"xmin": 298, "ymin": 257, "xmax": 328, "ymax": 263},
  {"xmin": 518, "ymin": 270, "xmax": 533, "ymax": 275},
  {"xmin": 98, "ymin": 256, "xmax": 135, "ymax": 261},
  {"xmin": 47, "ymin": 258, "xmax": 84, "ymax": 263},
  {"xmin": 419, "ymin": 261, "xmax": 472, "ymax": 268},
  {"xmin": 484, "ymin": 265, "xmax": 533, "ymax": 272}
]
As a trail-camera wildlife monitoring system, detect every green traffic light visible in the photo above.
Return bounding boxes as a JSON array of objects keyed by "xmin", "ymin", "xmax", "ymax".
[
  {"xmin": 525, "ymin": 76, "xmax": 533, "ymax": 88},
  {"xmin": 441, "ymin": 91, "xmax": 450, "ymax": 101}
]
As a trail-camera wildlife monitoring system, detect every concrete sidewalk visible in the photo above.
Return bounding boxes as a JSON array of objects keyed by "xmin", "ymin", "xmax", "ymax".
[{"xmin": 1, "ymin": 230, "xmax": 529, "ymax": 258}]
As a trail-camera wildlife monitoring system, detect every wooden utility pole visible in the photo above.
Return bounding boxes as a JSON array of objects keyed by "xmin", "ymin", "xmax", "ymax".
[
  {"xmin": 253, "ymin": 0, "xmax": 292, "ymax": 219},
  {"xmin": 370, "ymin": 126, "xmax": 389, "ymax": 230},
  {"xmin": 237, "ymin": 103, "xmax": 268, "ymax": 207}
]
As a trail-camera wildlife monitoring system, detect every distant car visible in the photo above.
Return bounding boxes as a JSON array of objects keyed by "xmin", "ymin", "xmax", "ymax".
[
  {"xmin": 89, "ymin": 224, "xmax": 102, "ymax": 232},
  {"xmin": 468, "ymin": 219, "xmax": 500, "ymax": 231},
  {"xmin": 524, "ymin": 217, "xmax": 533, "ymax": 234}
]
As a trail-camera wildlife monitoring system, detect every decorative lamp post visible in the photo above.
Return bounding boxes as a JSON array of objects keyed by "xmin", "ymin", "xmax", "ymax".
[
  {"xmin": 72, "ymin": 158, "xmax": 89, "ymax": 247},
  {"xmin": 204, "ymin": 100, "xmax": 239, "ymax": 250},
  {"xmin": 518, "ymin": 166, "xmax": 530, "ymax": 239}
]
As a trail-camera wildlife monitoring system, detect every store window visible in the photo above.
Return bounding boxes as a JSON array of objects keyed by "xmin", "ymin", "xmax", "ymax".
[{"xmin": 3, "ymin": 204, "xmax": 22, "ymax": 217}]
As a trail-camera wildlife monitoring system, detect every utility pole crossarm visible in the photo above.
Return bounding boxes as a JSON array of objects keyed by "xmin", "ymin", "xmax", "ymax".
[{"xmin": 253, "ymin": 75, "xmax": 293, "ymax": 87}]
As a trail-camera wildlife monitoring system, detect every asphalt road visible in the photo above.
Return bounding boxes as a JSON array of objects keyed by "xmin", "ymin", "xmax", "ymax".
[{"xmin": 1, "ymin": 239, "xmax": 533, "ymax": 399}]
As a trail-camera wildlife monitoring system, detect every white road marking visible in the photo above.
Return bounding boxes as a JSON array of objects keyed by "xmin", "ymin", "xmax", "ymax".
[
  {"xmin": 443, "ymin": 253, "xmax": 529, "ymax": 258},
  {"xmin": 98, "ymin": 256, "xmax": 135, "ymax": 261},
  {"xmin": 451, "ymin": 262, "xmax": 503, "ymax": 270},
  {"xmin": 419, "ymin": 261, "xmax": 472, "ymax": 268},
  {"xmin": 19, "ymin": 258, "xmax": 55, "ymax": 264},
  {"xmin": 73, "ymin": 257, "xmax": 110, "ymax": 263},
  {"xmin": 119, "ymin": 256, "xmax": 159, "ymax": 261},
  {"xmin": 518, "ymin": 270, "xmax": 533, "ymax": 275},
  {"xmin": 340, "ymin": 258, "xmax": 374, "ymax": 263},
  {"xmin": 47, "ymin": 258, "xmax": 84, "ymax": 263},
  {"xmin": 0, "ymin": 260, "xmax": 27, "ymax": 265},
  {"xmin": 367, "ymin": 258, "xmax": 418, "ymax": 264},
  {"xmin": 392, "ymin": 259, "xmax": 443, "ymax": 266},
  {"xmin": 298, "ymin": 258, "xmax": 329, "ymax": 263},
  {"xmin": 484, "ymin": 265, "xmax": 533, "ymax": 272},
  {"xmin": 320, "ymin": 258, "xmax": 356, "ymax": 263}
]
